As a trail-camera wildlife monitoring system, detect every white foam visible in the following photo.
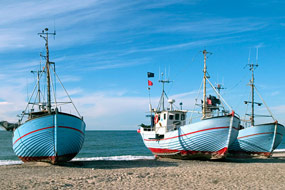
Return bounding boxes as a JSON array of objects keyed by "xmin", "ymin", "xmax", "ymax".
[
  {"xmin": 0, "ymin": 160, "xmax": 23, "ymax": 166},
  {"xmin": 72, "ymin": 155, "xmax": 155, "ymax": 161},
  {"xmin": 0, "ymin": 155, "xmax": 155, "ymax": 166},
  {"xmin": 273, "ymin": 149, "xmax": 285, "ymax": 153}
]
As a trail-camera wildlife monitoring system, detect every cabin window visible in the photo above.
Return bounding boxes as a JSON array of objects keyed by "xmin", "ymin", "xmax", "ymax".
[
  {"xmin": 164, "ymin": 113, "xmax": 166, "ymax": 120},
  {"xmin": 175, "ymin": 114, "xmax": 179, "ymax": 120},
  {"xmin": 169, "ymin": 115, "xmax": 174, "ymax": 120},
  {"xmin": 181, "ymin": 114, "xmax": 185, "ymax": 120}
]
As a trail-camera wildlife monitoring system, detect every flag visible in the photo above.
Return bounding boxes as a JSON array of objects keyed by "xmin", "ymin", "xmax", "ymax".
[
  {"xmin": 207, "ymin": 98, "xmax": 212, "ymax": 105},
  {"xmin": 148, "ymin": 80, "xmax": 153, "ymax": 86},
  {"xmin": 147, "ymin": 72, "xmax": 154, "ymax": 78}
]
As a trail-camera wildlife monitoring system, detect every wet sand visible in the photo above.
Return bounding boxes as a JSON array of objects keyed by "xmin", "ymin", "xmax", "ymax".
[{"xmin": 1, "ymin": 154, "xmax": 284, "ymax": 190}]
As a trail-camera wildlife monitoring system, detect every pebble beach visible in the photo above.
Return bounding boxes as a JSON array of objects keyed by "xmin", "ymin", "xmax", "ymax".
[{"xmin": 1, "ymin": 153, "xmax": 284, "ymax": 190}]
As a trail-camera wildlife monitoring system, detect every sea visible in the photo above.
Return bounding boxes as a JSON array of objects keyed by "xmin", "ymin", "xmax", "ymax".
[
  {"xmin": 0, "ymin": 130, "xmax": 154, "ymax": 166},
  {"xmin": 1, "ymin": 130, "xmax": 285, "ymax": 166}
]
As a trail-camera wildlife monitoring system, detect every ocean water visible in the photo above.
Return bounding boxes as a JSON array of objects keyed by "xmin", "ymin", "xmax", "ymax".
[
  {"xmin": 0, "ymin": 130, "xmax": 154, "ymax": 165},
  {"xmin": 1, "ymin": 130, "xmax": 284, "ymax": 165}
]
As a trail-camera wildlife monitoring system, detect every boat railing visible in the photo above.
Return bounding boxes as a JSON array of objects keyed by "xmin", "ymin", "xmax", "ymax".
[
  {"xmin": 140, "ymin": 124, "xmax": 155, "ymax": 131},
  {"xmin": 143, "ymin": 128, "xmax": 155, "ymax": 132}
]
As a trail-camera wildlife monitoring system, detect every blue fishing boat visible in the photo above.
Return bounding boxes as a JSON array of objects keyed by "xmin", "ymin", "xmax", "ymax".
[
  {"xmin": 229, "ymin": 53, "xmax": 285, "ymax": 157},
  {"xmin": 229, "ymin": 123, "xmax": 285, "ymax": 157},
  {"xmin": 12, "ymin": 28, "xmax": 86, "ymax": 164},
  {"xmin": 138, "ymin": 50, "xmax": 240, "ymax": 159}
]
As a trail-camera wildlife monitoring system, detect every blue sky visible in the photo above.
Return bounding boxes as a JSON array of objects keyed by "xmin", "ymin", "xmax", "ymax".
[{"xmin": 0, "ymin": 0, "xmax": 284, "ymax": 130}]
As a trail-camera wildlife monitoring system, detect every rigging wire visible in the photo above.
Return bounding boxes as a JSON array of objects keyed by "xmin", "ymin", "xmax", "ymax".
[
  {"xmin": 52, "ymin": 70, "xmax": 82, "ymax": 118},
  {"xmin": 254, "ymin": 86, "xmax": 276, "ymax": 121},
  {"xmin": 232, "ymin": 82, "xmax": 248, "ymax": 111},
  {"xmin": 167, "ymin": 51, "xmax": 201, "ymax": 96},
  {"xmin": 206, "ymin": 77, "xmax": 232, "ymax": 111},
  {"xmin": 189, "ymin": 78, "xmax": 203, "ymax": 123},
  {"xmin": 50, "ymin": 64, "xmax": 57, "ymax": 109},
  {"xmin": 20, "ymin": 66, "xmax": 46, "ymax": 123},
  {"xmin": 242, "ymin": 91, "xmax": 251, "ymax": 126}
]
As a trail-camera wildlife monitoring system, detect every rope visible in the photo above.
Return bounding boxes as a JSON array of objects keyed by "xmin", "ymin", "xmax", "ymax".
[
  {"xmin": 20, "ymin": 66, "xmax": 46, "ymax": 123},
  {"xmin": 166, "ymin": 51, "xmax": 200, "ymax": 96},
  {"xmin": 206, "ymin": 78, "xmax": 232, "ymax": 111},
  {"xmin": 50, "ymin": 64, "xmax": 57, "ymax": 108},
  {"xmin": 254, "ymin": 86, "xmax": 276, "ymax": 121},
  {"xmin": 225, "ymin": 66, "xmax": 248, "ymax": 93},
  {"xmin": 31, "ymin": 89, "xmax": 38, "ymax": 110},
  {"xmin": 189, "ymin": 78, "xmax": 203, "ymax": 123},
  {"xmin": 53, "ymin": 70, "xmax": 82, "ymax": 118},
  {"xmin": 242, "ymin": 92, "xmax": 251, "ymax": 127}
]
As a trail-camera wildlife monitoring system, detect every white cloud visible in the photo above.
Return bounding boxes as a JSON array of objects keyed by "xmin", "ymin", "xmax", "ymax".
[
  {"xmin": 0, "ymin": 102, "xmax": 9, "ymax": 105},
  {"xmin": 84, "ymin": 60, "xmax": 148, "ymax": 71},
  {"xmin": 57, "ymin": 75, "xmax": 81, "ymax": 83},
  {"xmin": 67, "ymin": 89, "xmax": 198, "ymax": 130},
  {"xmin": 152, "ymin": 18, "xmax": 267, "ymax": 37},
  {"xmin": 271, "ymin": 105, "xmax": 285, "ymax": 115},
  {"xmin": 271, "ymin": 91, "xmax": 280, "ymax": 96},
  {"xmin": 0, "ymin": 84, "xmax": 200, "ymax": 129},
  {"xmin": 0, "ymin": 1, "xmax": 271, "ymax": 53},
  {"xmin": 122, "ymin": 37, "xmax": 236, "ymax": 55},
  {"xmin": 0, "ymin": 85, "xmax": 27, "ymax": 122}
]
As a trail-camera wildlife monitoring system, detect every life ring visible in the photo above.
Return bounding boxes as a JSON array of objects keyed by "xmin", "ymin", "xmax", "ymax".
[{"xmin": 154, "ymin": 115, "xmax": 159, "ymax": 124}]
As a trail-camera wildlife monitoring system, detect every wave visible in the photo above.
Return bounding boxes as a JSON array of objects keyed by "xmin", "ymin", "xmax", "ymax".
[
  {"xmin": 0, "ymin": 160, "xmax": 23, "ymax": 166},
  {"xmin": 72, "ymin": 155, "xmax": 155, "ymax": 161},
  {"xmin": 0, "ymin": 155, "xmax": 155, "ymax": 166},
  {"xmin": 273, "ymin": 149, "xmax": 285, "ymax": 152}
]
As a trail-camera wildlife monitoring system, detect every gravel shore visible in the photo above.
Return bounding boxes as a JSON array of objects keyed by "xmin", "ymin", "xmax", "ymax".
[{"xmin": 1, "ymin": 154, "xmax": 284, "ymax": 190}]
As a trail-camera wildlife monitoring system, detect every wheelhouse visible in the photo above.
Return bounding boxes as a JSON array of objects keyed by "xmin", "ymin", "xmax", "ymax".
[{"xmin": 154, "ymin": 110, "xmax": 187, "ymax": 135}]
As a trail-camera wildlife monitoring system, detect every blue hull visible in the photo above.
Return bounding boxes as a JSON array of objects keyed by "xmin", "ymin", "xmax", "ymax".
[
  {"xmin": 13, "ymin": 112, "xmax": 86, "ymax": 164},
  {"xmin": 140, "ymin": 115, "xmax": 240, "ymax": 159},
  {"xmin": 229, "ymin": 123, "xmax": 285, "ymax": 157}
]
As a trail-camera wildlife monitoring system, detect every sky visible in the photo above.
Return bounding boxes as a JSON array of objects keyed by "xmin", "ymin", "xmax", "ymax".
[{"xmin": 0, "ymin": 0, "xmax": 284, "ymax": 130}]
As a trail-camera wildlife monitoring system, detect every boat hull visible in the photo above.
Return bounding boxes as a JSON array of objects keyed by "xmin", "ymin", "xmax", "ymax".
[
  {"xmin": 13, "ymin": 113, "xmax": 86, "ymax": 164},
  {"xmin": 140, "ymin": 116, "xmax": 240, "ymax": 159},
  {"xmin": 229, "ymin": 123, "xmax": 285, "ymax": 157}
]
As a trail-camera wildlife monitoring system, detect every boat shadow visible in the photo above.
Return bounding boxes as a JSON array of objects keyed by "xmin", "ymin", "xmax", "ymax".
[{"xmin": 57, "ymin": 159, "xmax": 179, "ymax": 169}]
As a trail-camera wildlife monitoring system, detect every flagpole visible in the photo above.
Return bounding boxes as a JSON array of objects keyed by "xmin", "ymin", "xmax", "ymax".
[
  {"xmin": 148, "ymin": 87, "xmax": 153, "ymax": 128},
  {"xmin": 147, "ymin": 72, "xmax": 154, "ymax": 128}
]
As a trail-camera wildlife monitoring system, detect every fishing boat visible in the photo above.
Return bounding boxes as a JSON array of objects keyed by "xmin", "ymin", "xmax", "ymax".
[
  {"xmin": 12, "ymin": 28, "xmax": 86, "ymax": 164},
  {"xmin": 138, "ymin": 50, "xmax": 240, "ymax": 159},
  {"xmin": 229, "ymin": 55, "xmax": 285, "ymax": 157}
]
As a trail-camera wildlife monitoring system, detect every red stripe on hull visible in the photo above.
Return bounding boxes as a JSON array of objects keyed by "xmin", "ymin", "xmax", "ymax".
[
  {"xmin": 58, "ymin": 126, "xmax": 84, "ymax": 135},
  {"xmin": 144, "ymin": 126, "xmax": 231, "ymax": 142},
  {"xmin": 13, "ymin": 126, "xmax": 84, "ymax": 145},
  {"xmin": 13, "ymin": 126, "xmax": 54, "ymax": 145},
  {"xmin": 238, "ymin": 132, "xmax": 283, "ymax": 139},
  {"xmin": 149, "ymin": 147, "xmax": 228, "ymax": 159},
  {"xmin": 18, "ymin": 153, "xmax": 77, "ymax": 164}
]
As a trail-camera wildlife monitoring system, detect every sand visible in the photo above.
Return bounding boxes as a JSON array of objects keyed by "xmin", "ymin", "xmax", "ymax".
[{"xmin": 1, "ymin": 154, "xmax": 285, "ymax": 190}]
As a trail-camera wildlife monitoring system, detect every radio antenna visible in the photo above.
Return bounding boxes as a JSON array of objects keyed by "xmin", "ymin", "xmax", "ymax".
[
  {"xmin": 256, "ymin": 47, "xmax": 258, "ymax": 65},
  {"xmin": 53, "ymin": 18, "xmax": 56, "ymax": 40},
  {"xmin": 248, "ymin": 48, "xmax": 251, "ymax": 65}
]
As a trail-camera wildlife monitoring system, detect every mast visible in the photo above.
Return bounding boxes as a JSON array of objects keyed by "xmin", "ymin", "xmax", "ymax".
[
  {"xmin": 215, "ymin": 84, "xmax": 224, "ymax": 116},
  {"xmin": 31, "ymin": 70, "xmax": 42, "ymax": 110},
  {"xmin": 244, "ymin": 57, "xmax": 259, "ymax": 126},
  {"xmin": 38, "ymin": 28, "xmax": 56, "ymax": 114},
  {"xmin": 202, "ymin": 50, "xmax": 209, "ymax": 119},
  {"xmin": 215, "ymin": 84, "xmax": 224, "ymax": 100},
  {"xmin": 158, "ymin": 72, "xmax": 170, "ymax": 111},
  {"xmin": 251, "ymin": 66, "xmax": 255, "ymax": 126},
  {"xmin": 46, "ymin": 32, "xmax": 51, "ymax": 113}
]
